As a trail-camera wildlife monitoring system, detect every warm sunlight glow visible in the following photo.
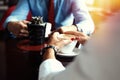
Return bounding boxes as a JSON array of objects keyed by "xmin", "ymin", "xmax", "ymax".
[
  {"xmin": 93, "ymin": 0, "xmax": 120, "ymax": 11},
  {"xmin": 85, "ymin": 0, "xmax": 94, "ymax": 5},
  {"xmin": 86, "ymin": 0, "xmax": 120, "ymax": 32}
]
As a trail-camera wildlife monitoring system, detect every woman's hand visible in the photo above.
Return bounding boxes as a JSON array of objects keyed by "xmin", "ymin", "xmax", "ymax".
[
  {"xmin": 7, "ymin": 20, "xmax": 30, "ymax": 37},
  {"xmin": 43, "ymin": 31, "xmax": 89, "ymax": 60},
  {"xmin": 64, "ymin": 31, "xmax": 90, "ymax": 45},
  {"xmin": 43, "ymin": 32, "xmax": 72, "ymax": 60},
  {"xmin": 56, "ymin": 25, "xmax": 77, "ymax": 33},
  {"xmin": 47, "ymin": 32, "xmax": 72, "ymax": 49}
]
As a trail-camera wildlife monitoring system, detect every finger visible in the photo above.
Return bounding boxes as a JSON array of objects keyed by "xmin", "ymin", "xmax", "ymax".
[
  {"xmin": 49, "ymin": 30, "xmax": 59, "ymax": 37},
  {"xmin": 53, "ymin": 32, "xmax": 60, "ymax": 37},
  {"xmin": 54, "ymin": 39, "xmax": 71, "ymax": 49},
  {"xmin": 17, "ymin": 29, "xmax": 29, "ymax": 37},
  {"xmin": 77, "ymin": 36, "xmax": 90, "ymax": 45},
  {"xmin": 64, "ymin": 31, "xmax": 78, "ymax": 35},
  {"xmin": 22, "ymin": 20, "xmax": 30, "ymax": 24},
  {"xmin": 18, "ymin": 33, "xmax": 29, "ymax": 37},
  {"xmin": 57, "ymin": 39, "xmax": 72, "ymax": 48},
  {"xmin": 20, "ymin": 29, "xmax": 29, "ymax": 34},
  {"xmin": 62, "ymin": 39, "xmax": 72, "ymax": 45},
  {"xmin": 19, "ymin": 21, "xmax": 28, "ymax": 30},
  {"xmin": 51, "ymin": 32, "xmax": 60, "ymax": 40},
  {"xmin": 22, "ymin": 20, "xmax": 30, "ymax": 30},
  {"xmin": 64, "ymin": 31, "xmax": 84, "ymax": 36}
]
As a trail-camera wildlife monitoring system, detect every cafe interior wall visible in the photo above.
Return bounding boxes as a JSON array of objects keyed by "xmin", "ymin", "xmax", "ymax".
[{"xmin": 0, "ymin": 0, "xmax": 17, "ymax": 17}]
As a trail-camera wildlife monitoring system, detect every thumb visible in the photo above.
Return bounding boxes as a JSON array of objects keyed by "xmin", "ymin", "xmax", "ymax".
[
  {"xmin": 62, "ymin": 39, "xmax": 72, "ymax": 45},
  {"xmin": 23, "ymin": 20, "xmax": 30, "ymax": 24},
  {"xmin": 57, "ymin": 40, "xmax": 71, "ymax": 49}
]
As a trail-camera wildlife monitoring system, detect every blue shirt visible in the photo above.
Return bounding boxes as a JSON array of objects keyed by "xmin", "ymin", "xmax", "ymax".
[{"xmin": 4, "ymin": 0, "xmax": 94, "ymax": 34}]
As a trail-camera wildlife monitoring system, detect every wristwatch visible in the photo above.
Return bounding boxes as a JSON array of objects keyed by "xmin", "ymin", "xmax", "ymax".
[{"xmin": 41, "ymin": 45, "xmax": 58, "ymax": 56}]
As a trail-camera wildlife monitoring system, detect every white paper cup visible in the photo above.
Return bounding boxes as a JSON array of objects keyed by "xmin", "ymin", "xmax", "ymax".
[{"xmin": 60, "ymin": 40, "xmax": 77, "ymax": 54}]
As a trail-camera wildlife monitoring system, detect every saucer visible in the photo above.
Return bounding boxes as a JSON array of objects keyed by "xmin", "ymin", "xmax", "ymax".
[
  {"xmin": 57, "ymin": 52, "xmax": 79, "ymax": 57},
  {"xmin": 57, "ymin": 48, "xmax": 80, "ymax": 57}
]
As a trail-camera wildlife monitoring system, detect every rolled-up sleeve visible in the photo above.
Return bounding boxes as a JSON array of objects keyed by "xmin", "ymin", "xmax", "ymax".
[{"xmin": 72, "ymin": 0, "xmax": 95, "ymax": 35}]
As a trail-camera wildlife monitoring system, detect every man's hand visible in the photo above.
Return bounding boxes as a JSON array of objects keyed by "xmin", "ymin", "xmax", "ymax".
[
  {"xmin": 7, "ymin": 20, "xmax": 30, "ymax": 37},
  {"xmin": 56, "ymin": 25, "xmax": 77, "ymax": 33}
]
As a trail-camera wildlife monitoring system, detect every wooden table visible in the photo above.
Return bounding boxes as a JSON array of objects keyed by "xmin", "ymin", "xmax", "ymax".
[{"xmin": 0, "ymin": 30, "xmax": 75, "ymax": 80}]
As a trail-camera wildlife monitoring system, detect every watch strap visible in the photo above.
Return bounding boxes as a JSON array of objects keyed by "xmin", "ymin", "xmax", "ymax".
[{"xmin": 41, "ymin": 45, "xmax": 58, "ymax": 56}]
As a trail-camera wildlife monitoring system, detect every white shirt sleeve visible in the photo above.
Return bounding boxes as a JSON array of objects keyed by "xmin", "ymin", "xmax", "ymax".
[
  {"xmin": 38, "ymin": 59, "xmax": 65, "ymax": 80},
  {"xmin": 72, "ymin": 0, "xmax": 95, "ymax": 34}
]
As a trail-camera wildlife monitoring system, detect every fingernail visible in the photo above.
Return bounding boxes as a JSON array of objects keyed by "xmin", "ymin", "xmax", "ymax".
[
  {"xmin": 71, "ymin": 38, "xmax": 75, "ymax": 41},
  {"xmin": 76, "ymin": 37, "xmax": 80, "ymax": 40}
]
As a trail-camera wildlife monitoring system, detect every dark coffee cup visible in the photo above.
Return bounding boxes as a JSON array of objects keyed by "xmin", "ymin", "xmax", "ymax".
[
  {"xmin": 27, "ymin": 22, "xmax": 51, "ymax": 45},
  {"xmin": 27, "ymin": 23, "xmax": 46, "ymax": 45}
]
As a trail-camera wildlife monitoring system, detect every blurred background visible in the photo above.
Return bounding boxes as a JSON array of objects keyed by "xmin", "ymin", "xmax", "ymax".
[{"xmin": 0, "ymin": 0, "xmax": 18, "ymax": 19}]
